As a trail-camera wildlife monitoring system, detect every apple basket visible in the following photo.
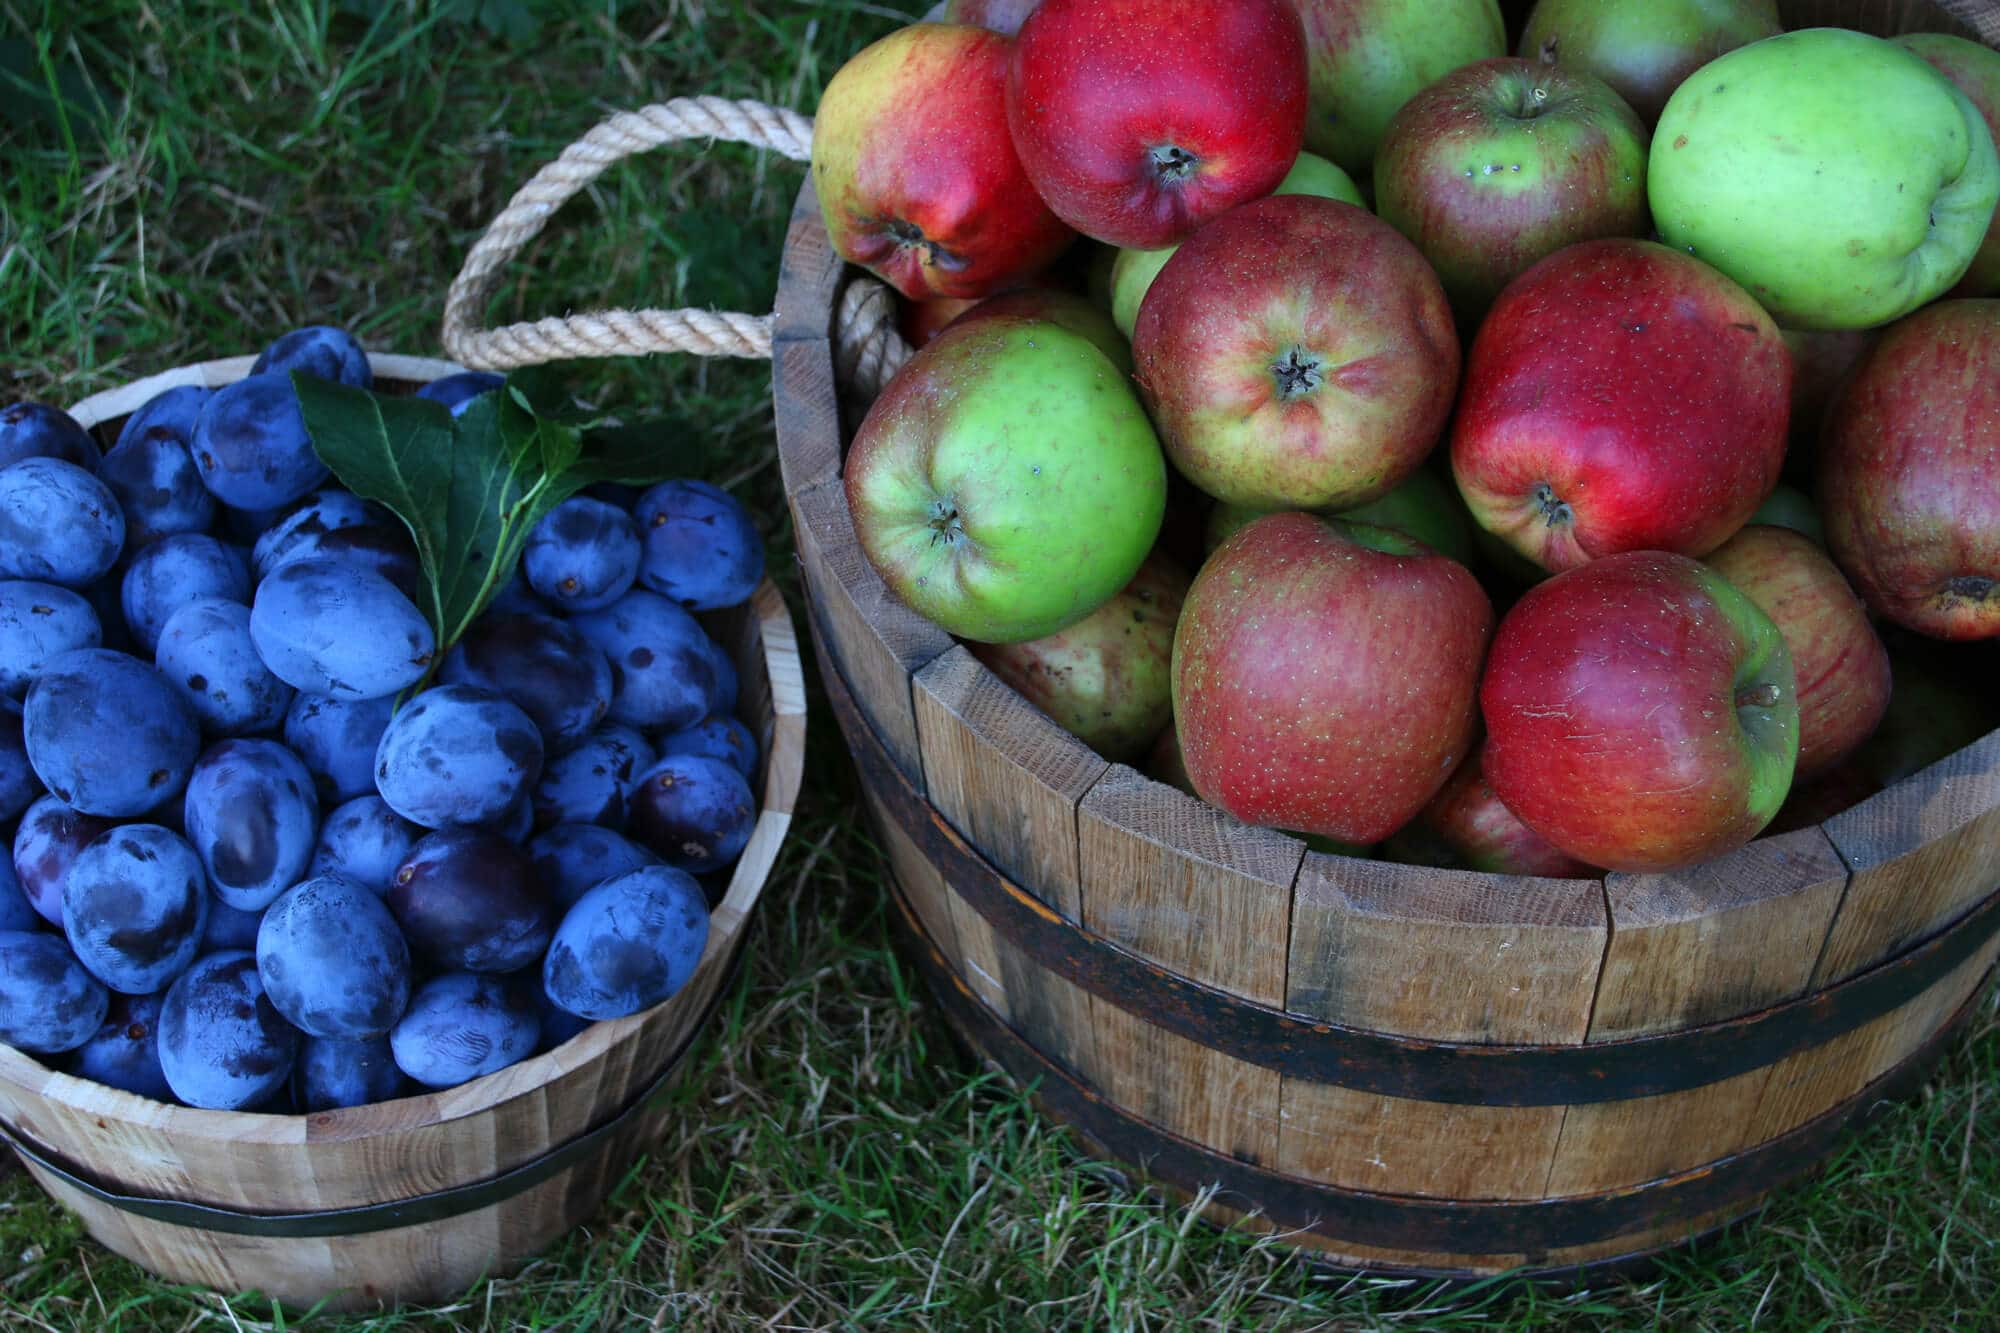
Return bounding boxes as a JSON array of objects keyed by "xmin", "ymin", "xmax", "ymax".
[
  {"xmin": 433, "ymin": 0, "xmax": 2000, "ymax": 1282},
  {"xmin": 0, "ymin": 354, "xmax": 808, "ymax": 1311}
]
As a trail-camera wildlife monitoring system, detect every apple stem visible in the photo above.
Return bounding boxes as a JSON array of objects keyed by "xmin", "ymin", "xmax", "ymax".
[{"xmin": 1736, "ymin": 681, "xmax": 1784, "ymax": 710}]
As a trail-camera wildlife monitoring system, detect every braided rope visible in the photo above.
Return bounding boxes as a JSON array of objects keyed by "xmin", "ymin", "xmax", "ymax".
[{"xmin": 441, "ymin": 95, "xmax": 909, "ymax": 395}]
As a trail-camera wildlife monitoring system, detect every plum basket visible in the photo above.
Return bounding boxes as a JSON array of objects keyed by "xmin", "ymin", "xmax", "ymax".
[{"xmin": 0, "ymin": 353, "xmax": 808, "ymax": 1311}]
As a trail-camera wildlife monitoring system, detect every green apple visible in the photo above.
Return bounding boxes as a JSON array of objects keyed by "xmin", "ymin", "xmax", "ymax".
[
  {"xmin": 846, "ymin": 315, "xmax": 1166, "ymax": 644},
  {"xmin": 1295, "ymin": 0, "xmax": 1507, "ymax": 174},
  {"xmin": 1109, "ymin": 152, "xmax": 1363, "ymax": 339},
  {"xmin": 1649, "ymin": 28, "xmax": 2000, "ymax": 330},
  {"xmin": 1203, "ymin": 466, "xmax": 1474, "ymax": 564},
  {"xmin": 1518, "ymin": 0, "xmax": 1782, "ymax": 127},
  {"xmin": 1895, "ymin": 32, "xmax": 2000, "ymax": 297},
  {"xmin": 1749, "ymin": 483, "xmax": 1824, "ymax": 546}
]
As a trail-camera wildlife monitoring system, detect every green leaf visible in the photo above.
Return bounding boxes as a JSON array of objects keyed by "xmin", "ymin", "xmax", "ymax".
[
  {"xmin": 292, "ymin": 374, "xmax": 454, "ymax": 635},
  {"xmin": 572, "ymin": 420, "xmax": 723, "ymax": 488}
]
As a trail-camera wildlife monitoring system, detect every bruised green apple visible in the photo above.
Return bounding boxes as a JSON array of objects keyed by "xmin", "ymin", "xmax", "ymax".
[
  {"xmin": 972, "ymin": 551, "xmax": 1189, "ymax": 760},
  {"xmin": 1109, "ymin": 152, "xmax": 1363, "ymax": 340},
  {"xmin": 1649, "ymin": 28, "xmax": 2000, "ymax": 329},
  {"xmin": 846, "ymin": 315, "xmax": 1166, "ymax": 644}
]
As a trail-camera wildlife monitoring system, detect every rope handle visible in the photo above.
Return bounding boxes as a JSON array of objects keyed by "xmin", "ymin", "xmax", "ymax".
[{"xmin": 440, "ymin": 95, "xmax": 909, "ymax": 394}]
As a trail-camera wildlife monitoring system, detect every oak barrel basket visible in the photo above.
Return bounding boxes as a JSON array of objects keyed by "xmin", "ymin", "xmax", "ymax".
[
  {"xmin": 777, "ymin": 0, "xmax": 2000, "ymax": 1279},
  {"xmin": 0, "ymin": 353, "xmax": 809, "ymax": 1310}
]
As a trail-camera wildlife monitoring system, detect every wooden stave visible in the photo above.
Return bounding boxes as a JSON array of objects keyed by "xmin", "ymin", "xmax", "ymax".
[{"xmin": 0, "ymin": 355, "xmax": 809, "ymax": 1310}]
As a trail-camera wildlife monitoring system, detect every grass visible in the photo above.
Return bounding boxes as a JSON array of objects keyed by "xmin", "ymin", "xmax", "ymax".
[{"xmin": 3, "ymin": 1, "xmax": 1999, "ymax": 1328}]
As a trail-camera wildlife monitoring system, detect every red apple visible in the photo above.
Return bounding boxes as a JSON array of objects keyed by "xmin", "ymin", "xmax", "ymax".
[
  {"xmin": 813, "ymin": 24, "xmax": 1075, "ymax": 300},
  {"xmin": 1450, "ymin": 239, "xmax": 1790, "ymax": 572},
  {"xmin": 1896, "ymin": 34, "xmax": 2000, "ymax": 298},
  {"xmin": 1519, "ymin": 0, "xmax": 1782, "ymax": 127},
  {"xmin": 1006, "ymin": 0, "xmax": 1309, "ymax": 249},
  {"xmin": 1133, "ymin": 195, "xmax": 1458, "ymax": 509},
  {"xmin": 944, "ymin": 0, "xmax": 1042, "ymax": 33},
  {"xmin": 1173, "ymin": 513, "xmax": 1493, "ymax": 844},
  {"xmin": 1374, "ymin": 58, "xmax": 1650, "ymax": 323},
  {"xmin": 900, "ymin": 296, "xmax": 982, "ymax": 350},
  {"xmin": 1705, "ymin": 525, "xmax": 1890, "ymax": 780},
  {"xmin": 1147, "ymin": 720, "xmax": 1198, "ymax": 796},
  {"xmin": 1821, "ymin": 300, "xmax": 2000, "ymax": 640},
  {"xmin": 1382, "ymin": 748, "xmax": 1598, "ymax": 877},
  {"xmin": 971, "ymin": 551, "xmax": 1189, "ymax": 761},
  {"xmin": 1482, "ymin": 551, "xmax": 1800, "ymax": 873}
]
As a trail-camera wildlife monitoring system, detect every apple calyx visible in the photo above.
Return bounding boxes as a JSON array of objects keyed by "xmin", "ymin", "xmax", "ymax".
[
  {"xmin": 927, "ymin": 496, "xmax": 967, "ymax": 548},
  {"xmin": 1943, "ymin": 574, "xmax": 1998, "ymax": 603},
  {"xmin": 1271, "ymin": 346, "xmax": 1324, "ymax": 401},
  {"xmin": 1532, "ymin": 482, "xmax": 1574, "ymax": 529},
  {"xmin": 1147, "ymin": 143, "xmax": 1202, "ymax": 185},
  {"xmin": 875, "ymin": 217, "xmax": 969, "ymax": 275}
]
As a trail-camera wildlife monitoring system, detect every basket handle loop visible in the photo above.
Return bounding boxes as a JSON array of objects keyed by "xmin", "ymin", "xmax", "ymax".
[{"xmin": 440, "ymin": 95, "xmax": 910, "ymax": 394}]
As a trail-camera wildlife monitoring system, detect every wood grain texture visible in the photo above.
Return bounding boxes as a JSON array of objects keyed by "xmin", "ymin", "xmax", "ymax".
[
  {"xmin": 0, "ymin": 368, "xmax": 805, "ymax": 1311},
  {"xmin": 772, "ymin": 335, "xmax": 842, "ymax": 498},
  {"xmin": 914, "ymin": 648, "xmax": 1110, "ymax": 1077},
  {"xmin": 771, "ymin": 177, "xmax": 841, "ymax": 344},
  {"xmin": 789, "ymin": 477, "xmax": 952, "ymax": 785},
  {"xmin": 1814, "ymin": 731, "xmax": 2000, "ymax": 985},
  {"xmin": 1279, "ymin": 853, "xmax": 1605, "ymax": 1200},
  {"xmin": 1075, "ymin": 766, "xmax": 1300, "ymax": 1168}
]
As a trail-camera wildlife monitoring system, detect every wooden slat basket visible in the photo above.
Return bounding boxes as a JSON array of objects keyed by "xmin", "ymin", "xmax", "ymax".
[
  {"xmin": 0, "ymin": 353, "xmax": 809, "ymax": 1311},
  {"xmin": 777, "ymin": 0, "xmax": 2000, "ymax": 1279}
]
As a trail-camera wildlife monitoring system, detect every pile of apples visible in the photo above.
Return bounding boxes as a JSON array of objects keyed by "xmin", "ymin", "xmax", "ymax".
[{"xmin": 817, "ymin": 0, "xmax": 2000, "ymax": 876}]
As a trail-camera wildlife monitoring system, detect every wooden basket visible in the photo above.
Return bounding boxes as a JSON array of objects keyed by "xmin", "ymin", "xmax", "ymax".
[
  {"xmin": 776, "ymin": 0, "xmax": 2000, "ymax": 1279},
  {"xmin": 0, "ymin": 353, "xmax": 809, "ymax": 1311}
]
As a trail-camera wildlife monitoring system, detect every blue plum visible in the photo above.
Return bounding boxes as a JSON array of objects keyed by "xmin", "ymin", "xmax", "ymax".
[
  {"xmin": 536, "ymin": 988, "xmax": 592, "ymax": 1052},
  {"xmin": 633, "ymin": 479, "xmax": 763, "ymax": 611},
  {"xmin": 309, "ymin": 795, "xmax": 420, "ymax": 896},
  {"xmin": 0, "ymin": 458, "xmax": 125, "ymax": 588},
  {"xmin": 199, "ymin": 893, "xmax": 263, "ymax": 954},
  {"xmin": 543, "ymin": 865, "xmax": 709, "ymax": 1020},
  {"xmin": 251, "ymin": 326, "xmax": 372, "ymax": 388},
  {"xmin": 0, "ymin": 930, "xmax": 108, "ymax": 1053},
  {"xmin": 70, "ymin": 991, "xmax": 173, "ymax": 1101},
  {"xmin": 250, "ymin": 557, "xmax": 435, "ymax": 700},
  {"xmin": 570, "ymin": 590, "xmax": 716, "ymax": 733},
  {"xmin": 390, "ymin": 972, "xmax": 539, "ymax": 1089},
  {"xmin": 704, "ymin": 634, "xmax": 739, "ymax": 715},
  {"xmin": 121, "ymin": 533, "xmax": 251, "ymax": 653},
  {"xmin": 387, "ymin": 827, "xmax": 553, "ymax": 973},
  {"xmin": 488, "ymin": 565, "xmax": 549, "ymax": 617},
  {"xmin": 0, "ymin": 580, "xmax": 100, "ymax": 700},
  {"xmin": 437, "ymin": 612, "xmax": 611, "ymax": 754},
  {"xmin": 250, "ymin": 488, "xmax": 375, "ymax": 580},
  {"xmin": 0, "ymin": 705, "xmax": 39, "ymax": 822},
  {"xmin": 285, "ymin": 693, "xmax": 394, "ymax": 805},
  {"xmin": 654, "ymin": 714, "xmax": 757, "ymax": 781},
  {"xmin": 157, "ymin": 950, "xmax": 299, "ymax": 1109},
  {"xmin": 294, "ymin": 1034, "xmax": 405, "ymax": 1111},
  {"xmin": 257, "ymin": 875, "xmax": 412, "ymax": 1039},
  {"xmin": 183, "ymin": 738, "xmax": 320, "ymax": 911},
  {"xmin": 97, "ymin": 430, "xmax": 216, "ymax": 549},
  {"xmin": 627, "ymin": 754, "xmax": 756, "ymax": 874},
  {"xmin": 531, "ymin": 724, "xmax": 654, "ymax": 830},
  {"xmin": 0, "ymin": 855, "xmax": 34, "ymax": 932},
  {"xmin": 373, "ymin": 684, "xmax": 543, "ymax": 828},
  {"xmin": 189, "ymin": 372, "xmax": 330, "ymax": 510},
  {"xmin": 527, "ymin": 824, "xmax": 662, "ymax": 912},
  {"xmin": 413, "ymin": 371, "xmax": 503, "ymax": 415},
  {"xmin": 113, "ymin": 385, "xmax": 209, "ymax": 451},
  {"xmin": 13, "ymin": 796, "xmax": 114, "ymax": 926},
  {"xmin": 522, "ymin": 496, "xmax": 641, "ymax": 612},
  {"xmin": 24, "ymin": 649, "xmax": 199, "ymax": 817},
  {"xmin": 0, "ymin": 402, "xmax": 100, "ymax": 470},
  {"xmin": 264, "ymin": 523, "xmax": 425, "ymax": 606},
  {"xmin": 62, "ymin": 825, "xmax": 208, "ymax": 995},
  {"xmin": 156, "ymin": 598, "xmax": 296, "ymax": 736}
]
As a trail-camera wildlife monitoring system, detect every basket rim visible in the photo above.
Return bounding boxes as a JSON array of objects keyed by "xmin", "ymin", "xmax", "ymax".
[{"xmin": 0, "ymin": 353, "xmax": 809, "ymax": 1145}]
